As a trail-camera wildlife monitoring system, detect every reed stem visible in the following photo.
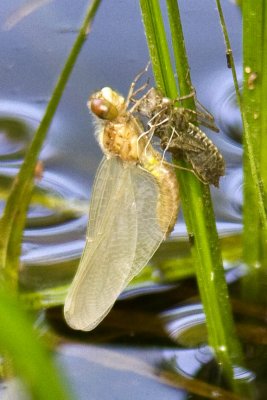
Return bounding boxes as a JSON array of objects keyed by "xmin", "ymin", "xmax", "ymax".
[{"xmin": 140, "ymin": 0, "xmax": 249, "ymax": 395}]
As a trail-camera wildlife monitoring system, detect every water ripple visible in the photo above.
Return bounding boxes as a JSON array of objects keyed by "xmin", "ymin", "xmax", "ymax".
[
  {"xmin": 0, "ymin": 100, "xmax": 44, "ymax": 164},
  {"xmin": 0, "ymin": 165, "xmax": 88, "ymax": 290}
]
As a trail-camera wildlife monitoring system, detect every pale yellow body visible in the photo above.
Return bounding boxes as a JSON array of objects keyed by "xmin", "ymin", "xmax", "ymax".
[{"xmin": 94, "ymin": 87, "xmax": 179, "ymax": 235}]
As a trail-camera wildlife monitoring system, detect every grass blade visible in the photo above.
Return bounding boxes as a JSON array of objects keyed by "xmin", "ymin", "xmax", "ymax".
[
  {"xmin": 0, "ymin": 286, "xmax": 72, "ymax": 399},
  {"xmin": 140, "ymin": 0, "xmax": 251, "ymax": 395}
]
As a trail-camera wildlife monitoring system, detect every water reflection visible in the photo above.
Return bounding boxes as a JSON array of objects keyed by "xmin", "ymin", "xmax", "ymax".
[
  {"xmin": 214, "ymin": 79, "xmax": 243, "ymax": 147},
  {"xmin": 212, "ymin": 167, "xmax": 243, "ymax": 223},
  {"xmin": 58, "ymin": 344, "xmax": 187, "ymax": 400},
  {"xmin": 49, "ymin": 281, "xmax": 257, "ymax": 400},
  {"xmin": 0, "ymin": 100, "xmax": 41, "ymax": 163},
  {"xmin": 0, "ymin": 0, "xmax": 256, "ymax": 398},
  {"xmin": 0, "ymin": 164, "xmax": 87, "ymax": 290},
  {"xmin": 162, "ymin": 304, "xmax": 207, "ymax": 346}
]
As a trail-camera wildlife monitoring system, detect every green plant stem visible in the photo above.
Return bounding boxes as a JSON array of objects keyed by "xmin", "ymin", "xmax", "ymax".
[
  {"xmin": 0, "ymin": 286, "xmax": 72, "ymax": 399},
  {"xmin": 6, "ymin": 180, "xmax": 34, "ymax": 286},
  {"xmin": 215, "ymin": 0, "xmax": 241, "ymax": 104},
  {"xmin": 165, "ymin": 0, "xmax": 194, "ymax": 108},
  {"xmin": 261, "ymin": 5, "xmax": 267, "ymax": 192},
  {"xmin": 0, "ymin": 0, "xmax": 102, "ymax": 290},
  {"xmin": 139, "ymin": 0, "xmax": 176, "ymax": 95},
  {"xmin": 242, "ymin": 0, "xmax": 263, "ymax": 269},
  {"xmin": 216, "ymin": 0, "xmax": 267, "ymax": 266},
  {"xmin": 242, "ymin": 1, "xmax": 267, "ymax": 307},
  {"xmin": 140, "ymin": 0, "xmax": 248, "ymax": 394},
  {"xmin": 260, "ymin": 3, "xmax": 267, "ymax": 268}
]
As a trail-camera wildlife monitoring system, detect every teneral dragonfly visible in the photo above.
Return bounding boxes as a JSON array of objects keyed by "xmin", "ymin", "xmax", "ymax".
[{"xmin": 64, "ymin": 86, "xmax": 180, "ymax": 331}]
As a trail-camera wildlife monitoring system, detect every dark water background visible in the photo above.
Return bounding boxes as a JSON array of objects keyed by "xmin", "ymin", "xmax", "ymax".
[{"xmin": 0, "ymin": 1, "xmax": 258, "ymax": 399}]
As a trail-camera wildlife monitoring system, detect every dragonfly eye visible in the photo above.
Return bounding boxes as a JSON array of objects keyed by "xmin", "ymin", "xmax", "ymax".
[{"xmin": 89, "ymin": 97, "xmax": 119, "ymax": 120}]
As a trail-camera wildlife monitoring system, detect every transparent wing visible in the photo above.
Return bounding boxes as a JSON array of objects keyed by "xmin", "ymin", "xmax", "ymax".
[
  {"xmin": 64, "ymin": 157, "xmax": 137, "ymax": 330},
  {"xmin": 86, "ymin": 156, "xmax": 126, "ymax": 239},
  {"xmin": 125, "ymin": 166, "xmax": 173, "ymax": 279},
  {"xmin": 64, "ymin": 157, "xmax": 172, "ymax": 331}
]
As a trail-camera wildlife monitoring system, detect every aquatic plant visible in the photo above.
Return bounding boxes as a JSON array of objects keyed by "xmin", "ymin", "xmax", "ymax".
[{"xmin": 0, "ymin": 0, "xmax": 265, "ymax": 398}]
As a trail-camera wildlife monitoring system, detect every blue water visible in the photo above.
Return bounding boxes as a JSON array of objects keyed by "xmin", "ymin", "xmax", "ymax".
[{"xmin": 1, "ymin": 1, "xmax": 257, "ymax": 399}]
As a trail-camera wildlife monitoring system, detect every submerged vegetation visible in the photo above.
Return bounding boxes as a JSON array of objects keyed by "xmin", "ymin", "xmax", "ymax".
[{"xmin": 0, "ymin": 0, "xmax": 266, "ymax": 399}]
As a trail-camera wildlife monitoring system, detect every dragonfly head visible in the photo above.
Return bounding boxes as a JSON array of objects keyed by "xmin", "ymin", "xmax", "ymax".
[{"xmin": 88, "ymin": 87, "xmax": 125, "ymax": 121}]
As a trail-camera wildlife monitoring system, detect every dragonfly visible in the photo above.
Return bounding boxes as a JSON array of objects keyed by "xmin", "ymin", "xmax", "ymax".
[
  {"xmin": 64, "ymin": 85, "xmax": 180, "ymax": 331},
  {"xmin": 133, "ymin": 87, "xmax": 225, "ymax": 187}
]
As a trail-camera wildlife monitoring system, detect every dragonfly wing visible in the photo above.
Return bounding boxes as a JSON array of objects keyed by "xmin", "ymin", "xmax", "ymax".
[
  {"xmin": 64, "ymin": 157, "xmax": 139, "ymax": 331},
  {"xmin": 123, "ymin": 165, "xmax": 171, "ymax": 282},
  {"xmin": 86, "ymin": 156, "xmax": 122, "ymax": 239},
  {"xmin": 64, "ymin": 158, "xmax": 173, "ymax": 331}
]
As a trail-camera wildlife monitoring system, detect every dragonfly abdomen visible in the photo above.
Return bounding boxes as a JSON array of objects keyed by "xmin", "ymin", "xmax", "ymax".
[{"xmin": 141, "ymin": 149, "xmax": 180, "ymax": 236}]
